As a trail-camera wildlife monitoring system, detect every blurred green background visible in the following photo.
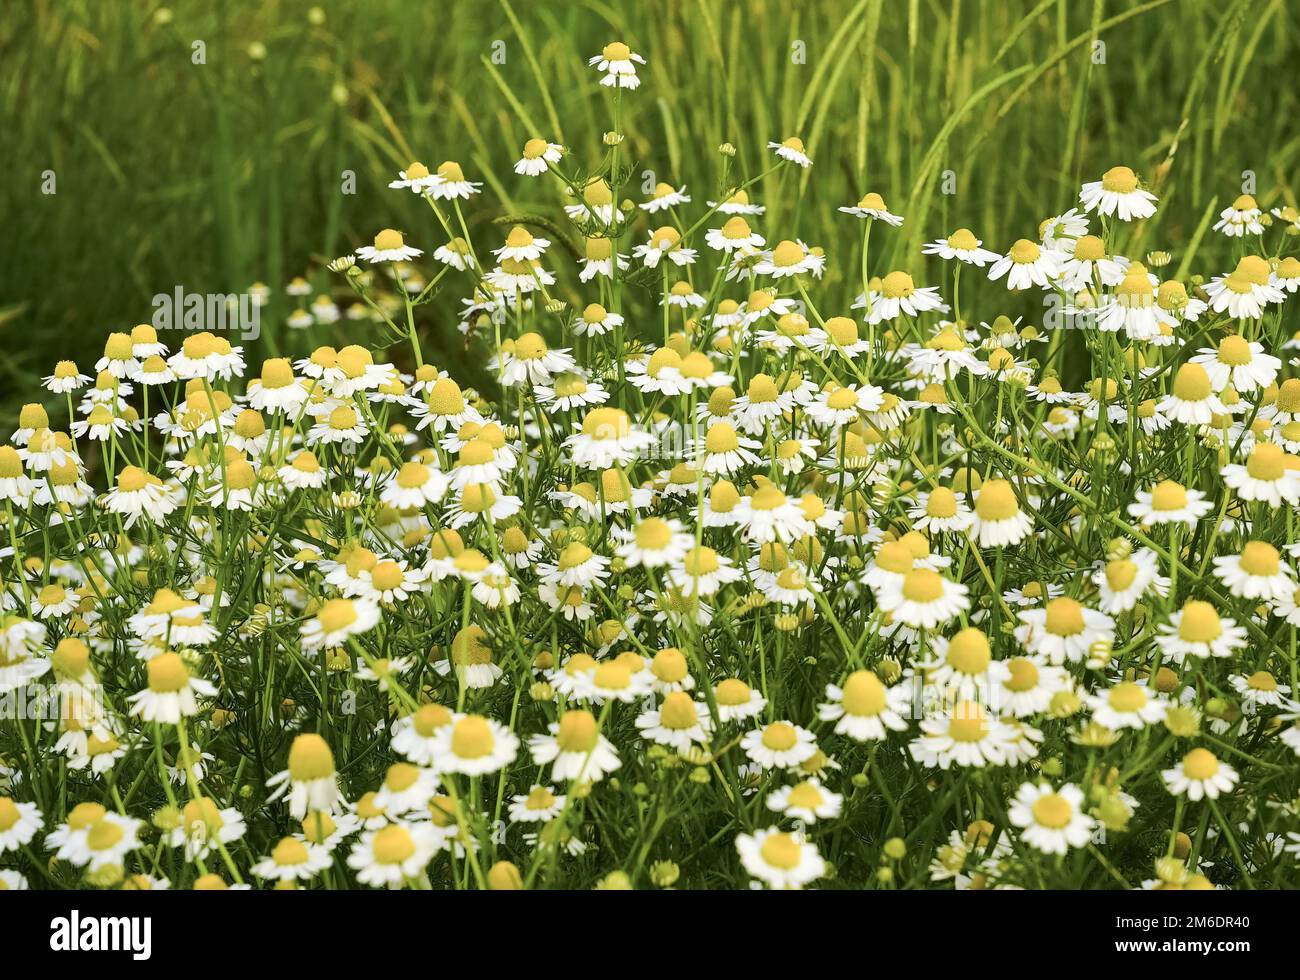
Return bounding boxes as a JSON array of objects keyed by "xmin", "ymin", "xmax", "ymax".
[{"xmin": 2, "ymin": 0, "xmax": 1296, "ymax": 415}]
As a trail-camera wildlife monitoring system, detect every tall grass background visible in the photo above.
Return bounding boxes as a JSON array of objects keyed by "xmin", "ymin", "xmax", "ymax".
[{"xmin": 1, "ymin": 0, "xmax": 1296, "ymax": 414}]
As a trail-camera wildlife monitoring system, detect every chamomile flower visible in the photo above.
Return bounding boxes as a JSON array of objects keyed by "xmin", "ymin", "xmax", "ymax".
[
  {"xmin": 1221, "ymin": 442, "xmax": 1300, "ymax": 506},
  {"xmin": 299, "ymin": 598, "xmax": 381, "ymax": 650},
  {"xmin": 347, "ymin": 823, "xmax": 441, "ymax": 887},
  {"xmin": 427, "ymin": 160, "xmax": 481, "ymax": 200},
  {"xmin": 0, "ymin": 797, "xmax": 41, "ymax": 852},
  {"xmin": 431, "ymin": 715, "xmax": 518, "ymax": 776},
  {"xmin": 1158, "ymin": 363, "xmax": 1227, "ymax": 424},
  {"xmin": 818, "ymin": 670, "xmax": 911, "ymax": 741},
  {"xmin": 1015, "ymin": 598, "xmax": 1114, "ymax": 665},
  {"xmin": 910, "ymin": 701, "xmax": 1010, "ymax": 769},
  {"xmin": 878, "ymin": 568, "xmax": 970, "ymax": 630},
  {"xmin": 839, "ymin": 192, "xmax": 903, "ymax": 225},
  {"xmin": 1162, "ymin": 749, "xmax": 1239, "ymax": 800},
  {"xmin": 355, "ymin": 228, "xmax": 422, "ymax": 263},
  {"xmin": 388, "ymin": 160, "xmax": 440, "ymax": 193},
  {"xmin": 636, "ymin": 691, "xmax": 713, "ymax": 750},
  {"xmin": 921, "ymin": 227, "xmax": 1000, "ymax": 265},
  {"xmin": 1127, "ymin": 480, "xmax": 1212, "ymax": 528},
  {"xmin": 126, "ymin": 652, "xmax": 217, "ymax": 724},
  {"xmin": 767, "ymin": 780, "xmax": 843, "ymax": 823},
  {"xmin": 1086, "ymin": 681, "xmax": 1169, "ymax": 731},
  {"xmin": 513, "ymin": 139, "xmax": 563, "ymax": 176},
  {"xmin": 736, "ymin": 827, "xmax": 825, "ymax": 889},
  {"xmin": 1079, "ymin": 166, "xmax": 1157, "ymax": 221},
  {"xmin": 588, "ymin": 41, "xmax": 645, "ymax": 89},
  {"xmin": 768, "ymin": 137, "xmax": 812, "ymax": 168},
  {"xmin": 1189, "ymin": 334, "xmax": 1280, "ymax": 392},
  {"xmin": 252, "ymin": 837, "xmax": 334, "ymax": 882},
  {"xmin": 1093, "ymin": 548, "xmax": 1167, "ymax": 614},
  {"xmin": 988, "ymin": 239, "xmax": 1065, "ymax": 290},
  {"xmin": 969, "ymin": 479, "xmax": 1033, "ymax": 548},
  {"xmin": 1009, "ymin": 782, "xmax": 1095, "ymax": 855},
  {"xmin": 528, "ymin": 710, "xmax": 621, "ymax": 783},
  {"xmin": 1212, "ymin": 195, "xmax": 1265, "ymax": 237},
  {"xmin": 1212, "ymin": 541, "xmax": 1295, "ymax": 601}
]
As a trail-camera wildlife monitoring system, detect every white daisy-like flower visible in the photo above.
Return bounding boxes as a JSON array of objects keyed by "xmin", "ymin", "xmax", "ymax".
[
  {"xmin": 1093, "ymin": 548, "xmax": 1167, "ymax": 614},
  {"xmin": 0, "ymin": 796, "xmax": 42, "ymax": 853},
  {"xmin": 735, "ymin": 827, "xmax": 825, "ymax": 889},
  {"xmin": 768, "ymin": 136, "xmax": 812, "ymax": 168},
  {"xmin": 1212, "ymin": 541, "xmax": 1295, "ymax": 602},
  {"xmin": 1014, "ymin": 597, "xmax": 1114, "ymax": 665},
  {"xmin": 1155, "ymin": 600, "xmax": 1248, "ymax": 663},
  {"xmin": 988, "ymin": 239, "xmax": 1066, "ymax": 290},
  {"xmin": 741, "ymin": 721, "xmax": 816, "ymax": 770},
  {"xmin": 1086, "ymin": 680, "xmax": 1169, "ymax": 730},
  {"xmin": 636, "ymin": 692, "xmax": 713, "ymax": 750},
  {"xmin": 355, "ymin": 228, "xmax": 422, "ymax": 263},
  {"xmin": 388, "ymin": 161, "xmax": 440, "ymax": 193},
  {"xmin": 126, "ymin": 652, "xmax": 217, "ymax": 724},
  {"xmin": 430, "ymin": 714, "xmax": 519, "ymax": 776},
  {"xmin": 513, "ymin": 138, "xmax": 563, "ymax": 176},
  {"xmin": 1078, "ymin": 166, "xmax": 1157, "ymax": 220},
  {"xmin": 1127, "ymin": 480, "xmax": 1213, "ymax": 528},
  {"xmin": 1008, "ymin": 782, "xmax": 1096, "ymax": 855},
  {"xmin": 910, "ymin": 701, "xmax": 1010, "ymax": 769},
  {"xmin": 968, "ymin": 479, "xmax": 1034, "ymax": 548},
  {"xmin": 766, "ymin": 779, "xmax": 843, "ymax": 823},
  {"xmin": 839, "ymin": 191, "xmax": 903, "ymax": 225},
  {"xmin": 921, "ymin": 227, "xmax": 1000, "ymax": 265},
  {"xmin": 878, "ymin": 568, "xmax": 970, "ymax": 630},
  {"xmin": 528, "ymin": 710, "xmax": 621, "ymax": 784},
  {"xmin": 588, "ymin": 41, "xmax": 645, "ymax": 89},
  {"xmin": 1221, "ymin": 443, "xmax": 1300, "ymax": 506},
  {"xmin": 1162, "ymin": 748, "xmax": 1239, "ymax": 801},
  {"xmin": 863, "ymin": 271, "xmax": 949, "ymax": 324},
  {"xmin": 1189, "ymin": 334, "xmax": 1280, "ymax": 392},
  {"xmin": 818, "ymin": 670, "xmax": 911, "ymax": 741},
  {"xmin": 347, "ymin": 822, "xmax": 442, "ymax": 887},
  {"xmin": 1212, "ymin": 195, "xmax": 1265, "ymax": 237},
  {"xmin": 252, "ymin": 836, "xmax": 334, "ymax": 882}
]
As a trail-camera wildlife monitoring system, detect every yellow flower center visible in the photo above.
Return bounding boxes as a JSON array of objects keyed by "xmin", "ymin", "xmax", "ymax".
[
  {"xmin": 761, "ymin": 722, "xmax": 798, "ymax": 751},
  {"xmin": 450, "ymin": 716, "xmax": 495, "ymax": 759},
  {"xmin": 1182, "ymin": 748, "xmax": 1219, "ymax": 781},
  {"xmin": 1005, "ymin": 658, "xmax": 1039, "ymax": 693},
  {"xmin": 635, "ymin": 518, "xmax": 674, "ymax": 551},
  {"xmin": 659, "ymin": 692, "xmax": 699, "ymax": 729},
  {"xmin": 760, "ymin": 833, "xmax": 802, "ymax": 869},
  {"xmin": 946, "ymin": 628, "xmax": 991, "ymax": 674},
  {"xmin": 1246, "ymin": 443, "xmax": 1285, "ymax": 481},
  {"xmin": 372, "ymin": 825, "xmax": 416, "ymax": 864},
  {"xmin": 1179, "ymin": 601, "xmax": 1222, "ymax": 642},
  {"xmin": 273, "ymin": 837, "xmax": 311, "ymax": 866},
  {"xmin": 1217, "ymin": 335, "xmax": 1252, "ymax": 366},
  {"xmin": 1101, "ymin": 166, "xmax": 1138, "ymax": 193},
  {"xmin": 1239, "ymin": 541, "xmax": 1280, "ymax": 577},
  {"xmin": 947, "ymin": 228, "xmax": 978, "ymax": 250},
  {"xmin": 716, "ymin": 678, "xmax": 752, "ymax": 706},
  {"xmin": 1107, "ymin": 682, "xmax": 1147, "ymax": 713},
  {"xmin": 1150, "ymin": 480, "xmax": 1189, "ymax": 511},
  {"xmin": 901, "ymin": 568, "xmax": 945, "ymax": 603},
  {"xmin": 373, "ymin": 228, "xmax": 404, "ymax": 251},
  {"xmin": 317, "ymin": 598, "xmax": 358, "ymax": 633},
  {"xmin": 1105, "ymin": 559, "xmax": 1138, "ymax": 592},
  {"xmin": 880, "ymin": 271, "xmax": 915, "ymax": 299},
  {"xmin": 287, "ymin": 734, "xmax": 335, "ymax": 781},
  {"xmin": 87, "ymin": 819, "xmax": 125, "ymax": 851},
  {"xmin": 975, "ymin": 479, "xmax": 1018, "ymax": 521},
  {"xmin": 1031, "ymin": 794, "xmax": 1073, "ymax": 829},
  {"xmin": 146, "ymin": 652, "xmax": 190, "ymax": 693},
  {"xmin": 1009, "ymin": 239, "xmax": 1041, "ymax": 264},
  {"xmin": 1044, "ymin": 597, "xmax": 1085, "ymax": 636}
]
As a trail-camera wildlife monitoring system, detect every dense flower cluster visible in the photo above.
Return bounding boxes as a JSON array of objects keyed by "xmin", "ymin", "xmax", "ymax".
[{"xmin": 2, "ymin": 42, "xmax": 1298, "ymax": 891}]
